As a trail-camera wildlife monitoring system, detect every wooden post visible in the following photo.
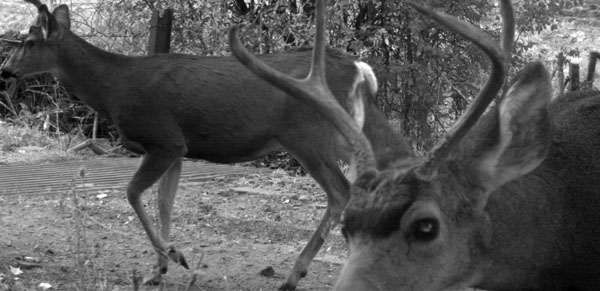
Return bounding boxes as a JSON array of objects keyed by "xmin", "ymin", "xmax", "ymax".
[
  {"xmin": 557, "ymin": 52, "xmax": 566, "ymax": 97},
  {"xmin": 569, "ymin": 63, "xmax": 580, "ymax": 91},
  {"xmin": 586, "ymin": 51, "xmax": 599, "ymax": 89},
  {"xmin": 148, "ymin": 9, "xmax": 173, "ymax": 55}
]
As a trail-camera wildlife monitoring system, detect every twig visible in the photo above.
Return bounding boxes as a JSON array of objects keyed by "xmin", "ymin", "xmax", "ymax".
[
  {"xmin": 1, "ymin": 82, "xmax": 18, "ymax": 116},
  {"xmin": 92, "ymin": 112, "xmax": 98, "ymax": 140},
  {"xmin": 68, "ymin": 139, "xmax": 108, "ymax": 155},
  {"xmin": 0, "ymin": 99, "xmax": 17, "ymax": 116},
  {"xmin": 0, "ymin": 38, "xmax": 21, "ymax": 44},
  {"xmin": 185, "ymin": 253, "xmax": 205, "ymax": 291},
  {"xmin": 64, "ymin": 204, "xmax": 145, "ymax": 242},
  {"xmin": 131, "ymin": 269, "xmax": 142, "ymax": 291}
]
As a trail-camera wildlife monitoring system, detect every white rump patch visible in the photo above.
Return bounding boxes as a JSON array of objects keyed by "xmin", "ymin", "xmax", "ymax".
[
  {"xmin": 354, "ymin": 61, "xmax": 378, "ymax": 95},
  {"xmin": 348, "ymin": 61, "xmax": 378, "ymax": 129}
]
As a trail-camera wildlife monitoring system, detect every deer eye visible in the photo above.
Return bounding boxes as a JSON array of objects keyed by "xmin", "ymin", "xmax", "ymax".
[{"xmin": 410, "ymin": 218, "xmax": 439, "ymax": 242}]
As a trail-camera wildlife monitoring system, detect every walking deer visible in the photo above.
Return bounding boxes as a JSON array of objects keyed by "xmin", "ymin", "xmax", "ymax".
[
  {"xmin": 231, "ymin": 0, "xmax": 600, "ymax": 290},
  {"xmin": 0, "ymin": 1, "xmax": 405, "ymax": 289}
]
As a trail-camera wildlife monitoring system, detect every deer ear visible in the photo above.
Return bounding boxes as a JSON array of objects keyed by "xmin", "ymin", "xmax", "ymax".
[
  {"xmin": 37, "ymin": 5, "xmax": 68, "ymax": 39},
  {"xmin": 52, "ymin": 5, "xmax": 71, "ymax": 31},
  {"xmin": 476, "ymin": 62, "xmax": 552, "ymax": 192}
]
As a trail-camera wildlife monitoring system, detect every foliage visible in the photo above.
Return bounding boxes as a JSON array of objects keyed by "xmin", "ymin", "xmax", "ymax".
[
  {"xmin": 0, "ymin": 119, "xmax": 79, "ymax": 164},
  {"xmin": 335, "ymin": 0, "xmax": 578, "ymax": 151}
]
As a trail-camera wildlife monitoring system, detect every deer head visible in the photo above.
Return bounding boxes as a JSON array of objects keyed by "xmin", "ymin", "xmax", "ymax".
[
  {"xmin": 233, "ymin": 0, "xmax": 553, "ymax": 290},
  {"xmin": 0, "ymin": 1, "xmax": 71, "ymax": 80}
]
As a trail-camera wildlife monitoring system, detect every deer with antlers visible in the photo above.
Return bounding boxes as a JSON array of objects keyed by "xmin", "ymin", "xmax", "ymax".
[
  {"xmin": 0, "ymin": 0, "xmax": 409, "ymax": 289},
  {"xmin": 231, "ymin": 0, "xmax": 600, "ymax": 290}
]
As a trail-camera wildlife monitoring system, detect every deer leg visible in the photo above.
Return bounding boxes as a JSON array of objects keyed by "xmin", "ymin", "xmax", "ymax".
[
  {"xmin": 126, "ymin": 152, "xmax": 189, "ymax": 284},
  {"xmin": 143, "ymin": 158, "xmax": 183, "ymax": 285},
  {"xmin": 278, "ymin": 149, "xmax": 350, "ymax": 290}
]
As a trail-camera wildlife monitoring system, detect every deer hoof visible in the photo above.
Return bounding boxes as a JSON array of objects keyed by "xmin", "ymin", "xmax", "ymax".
[
  {"xmin": 166, "ymin": 247, "xmax": 189, "ymax": 269},
  {"xmin": 142, "ymin": 272, "xmax": 162, "ymax": 285},
  {"xmin": 278, "ymin": 282, "xmax": 297, "ymax": 291}
]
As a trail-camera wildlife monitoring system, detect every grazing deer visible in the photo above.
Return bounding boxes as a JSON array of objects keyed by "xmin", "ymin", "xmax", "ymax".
[
  {"xmin": 231, "ymin": 0, "xmax": 600, "ymax": 290},
  {"xmin": 0, "ymin": 1, "xmax": 405, "ymax": 289}
]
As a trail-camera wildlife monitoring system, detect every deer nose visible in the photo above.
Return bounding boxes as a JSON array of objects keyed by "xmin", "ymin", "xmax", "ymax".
[
  {"xmin": 0, "ymin": 68, "xmax": 17, "ymax": 80},
  {"xmin": 0, "ymin": 69, "xmax": 17, "ymax": 91}
]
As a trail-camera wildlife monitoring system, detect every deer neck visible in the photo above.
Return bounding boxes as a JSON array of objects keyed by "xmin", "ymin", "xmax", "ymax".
[
  {"xmin": 361, "ymin": 95, "xmax": 415, "ymax": 170},
  {"xmin": 474, "ymin": 176, "xmax": 565, "ymax": 290},
  {"xmin": 53, "ymin": 31, "xmax": 132, "ymax": 117}
]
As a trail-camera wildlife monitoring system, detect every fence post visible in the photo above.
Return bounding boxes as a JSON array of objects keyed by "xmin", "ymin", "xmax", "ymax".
[
  {"xmin": 586, "ymin": 51, "xmax": 599, "ymax": 89},
  {"xmin": 557, "ymin": 52, "xmax": 566, "ymax": 97},
  {"xmin": 569, "ymin": 63, "xmax": 580, "ymax": 92},
  {"xmin": 148, "ymin": 8, "xmax": 173, "ymax": 55}
]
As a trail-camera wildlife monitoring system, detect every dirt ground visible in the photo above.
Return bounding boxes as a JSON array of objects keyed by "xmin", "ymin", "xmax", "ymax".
[{"xmin": 0, "ymin": 162, "xmax": 346, "ymax": 291}]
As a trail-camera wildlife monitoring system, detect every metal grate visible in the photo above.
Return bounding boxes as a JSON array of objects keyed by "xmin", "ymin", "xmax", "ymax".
[{"xmin": 0, "ymin": 157, "xmax": 264, "ymax": 196}]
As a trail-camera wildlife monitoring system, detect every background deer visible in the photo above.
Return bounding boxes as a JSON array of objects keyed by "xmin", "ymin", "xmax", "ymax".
[
  {"xmin": 0, "ymin": 0, "xmax": 407, "ymax": 289},
  {"xmin": 231, "ymin": 0, "xmax": 600, "ymax": 290}
]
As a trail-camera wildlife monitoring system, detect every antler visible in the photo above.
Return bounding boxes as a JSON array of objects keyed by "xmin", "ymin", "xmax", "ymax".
[
  {"xmin": 24, "ymin": 0, "xmax": 43, "ymax": 8},
  {"xmin": 410, "ymin": 0, "xmax": 515, "ymax": 177},
  {"xmin": 229, "ymin": 0, "xmax": 378, "ymax": 177}
]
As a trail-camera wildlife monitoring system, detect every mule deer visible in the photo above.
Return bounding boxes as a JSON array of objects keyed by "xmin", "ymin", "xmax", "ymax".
[
  {"xmin": 231, "ymin": 0, "xmax": 600, "ymax": 290},
  {"xmin": 0, "ymin": 1, "xmax": 405, "ymax": 289}
]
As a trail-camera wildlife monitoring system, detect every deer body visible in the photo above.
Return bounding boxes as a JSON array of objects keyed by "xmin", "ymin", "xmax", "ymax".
[
  {"xmin": 476, "ymin": 90, "xmax": 600, "ymax": 290},
  {"xmin": 0, "ymin": 3, "xmax": 399, "ymax": 290},
  {"xmin": 46, "ymin": 32, "xmax": 357, "ymax": 163}
]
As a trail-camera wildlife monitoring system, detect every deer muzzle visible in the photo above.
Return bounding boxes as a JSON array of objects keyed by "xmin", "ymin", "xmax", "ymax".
[
  {"xmin": 0, "ymin": 68, "xmax": 17, "ymax": 90},
  {"xmin": 0, "ymin": 68, "xmax": 18, "ymax": 80}
]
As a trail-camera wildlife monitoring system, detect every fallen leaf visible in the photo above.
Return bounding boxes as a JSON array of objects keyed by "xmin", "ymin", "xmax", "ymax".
[{"xmin": 9, "ymin": 266, "xmax": 23, "ymax": 276}]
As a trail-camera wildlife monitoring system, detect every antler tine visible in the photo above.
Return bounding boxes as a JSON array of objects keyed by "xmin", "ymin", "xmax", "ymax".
[
  {"xmin": 229, "ymin": 0, "xmax": 378, "ymax": 176},
  {"xmin": 24, "ymin": 0, "xmax": 43, "ymax": 8},
  {"xmin": 410, "ymin": 0, "xmax": 515, "ymax": 176}
]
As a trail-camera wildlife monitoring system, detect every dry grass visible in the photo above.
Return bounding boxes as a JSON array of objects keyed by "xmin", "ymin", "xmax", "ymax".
[{"xmin": 0, "ymin": 120, "xmax": 79, "ymax": 164}]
